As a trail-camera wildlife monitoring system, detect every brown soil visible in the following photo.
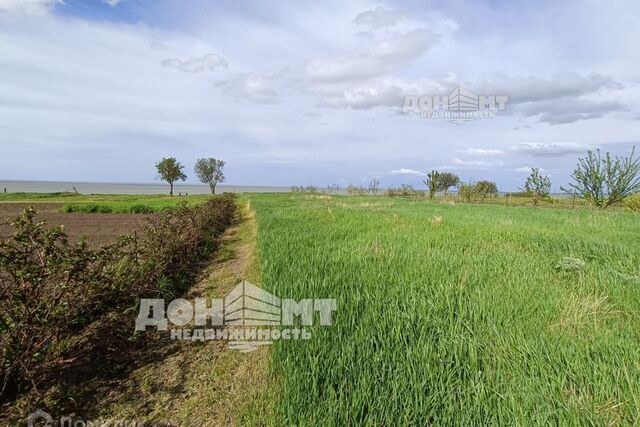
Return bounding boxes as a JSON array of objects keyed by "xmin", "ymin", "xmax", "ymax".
[{"xmin": 0, "ymin": 202, "xmax": 146, "ymax": 246}]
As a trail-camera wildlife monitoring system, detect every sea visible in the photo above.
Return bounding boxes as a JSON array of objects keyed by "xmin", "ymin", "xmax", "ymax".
[{"xmin": 0, "ymin": 180, "xmax": 290, "ymax": 195}]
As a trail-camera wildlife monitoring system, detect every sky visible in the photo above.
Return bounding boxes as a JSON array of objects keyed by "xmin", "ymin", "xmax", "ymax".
[{"xmin": 1, "ymin": 0, "xmax": 639, "ymax": 191}]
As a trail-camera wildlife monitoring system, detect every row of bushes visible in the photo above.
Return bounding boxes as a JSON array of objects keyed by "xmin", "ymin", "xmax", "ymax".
[
  {"xmin": 290, "ymin": 185, "xmax": 319, "ymax": 194},
  {"xmin": 290, "ymin": 183, "xmax": 640, "ymax": 210},
  {"xmin": 387, "ymin": 184, "xmax": 422, "ymax": 197},
  {"xmin": 0, "ymin": 194, "xmax": 237, "ymax": 405}
]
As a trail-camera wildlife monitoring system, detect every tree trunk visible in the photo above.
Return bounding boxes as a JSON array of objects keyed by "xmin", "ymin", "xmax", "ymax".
[
  {"xmin": 209, "ymin": 182, "xmax": 216, "ymax": 195},
  {"xmin": 169, "ymin": 182, "xmax": 174, "ymax": 196}
]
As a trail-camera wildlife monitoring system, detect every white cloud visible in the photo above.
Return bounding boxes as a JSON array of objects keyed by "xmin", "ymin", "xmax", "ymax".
[
  {"xmin": 476, "ymin": 72, "xmax": 622, "ymax": 104},
  {"xmin": 509, "ymin": 142, "xmax": 588, "ymax": 157},
  {"xmin": 105, "ymin": 0, "xmax": 122, "ymax": 6},
  {"xmin": 513, "ymin": 167, "xmax": 548, "ymax": 176},
  {"xmin": 354, "ymin": 7, "xmax": 406, "ymax": 29},
  {"xmin": 473, "ymin": 72, "xmax": 627, "ymax": 124},
  {"xmin": 453, "ymin": 158, "xmax": 505, "ymax": 169},
  {"xmin": 0, "ymin": 0, "xmax": 60, "ymax": 15},
  {"xmin": 317, "ymin": 75, "xmax": 453, "ymax": 110},
  {"xmin": 516, "ymin": 98, "xmax": 628, "ymax": 124},
  {"xmin": 318, "ymin": 79, "xmax": 415, "ymax": 109},
  {"xmin": 457, "ymin": 148, "xmax": 505, "ymax": 156},
  {"xmin": 216, "ymin": 73, "xmax": 282, "ymax": 105},
  {"xmin": 162, "ymin": 53, "xmax": 228, "ymax": 73},
  {"xmin": 513, "ymin": 167, "xmax": 533, "ymax": 173},
  {"xmin": 306, "ymin": 29, "xmax": 437, "ymax": 83},
  {"xmin": 390, "ymin": 168, "xmax": 426, "ymax": 176}
]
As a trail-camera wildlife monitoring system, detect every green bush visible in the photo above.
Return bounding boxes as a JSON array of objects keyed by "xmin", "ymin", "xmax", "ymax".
[
  {"xmin": 62, "ymin": 203, "xmax": 113, "ymax": 213},
  {"xmin": 0, "ymin": 194, "xmax": 236, "ymax": 403},
  {"xmin": 128, "ymin": 204, "xmax": 154, "ymax": 214},
  {"xmin": 459, "ymin": 181, "xmax": 498, "ymax": 202},
  {"xmin": 506, "ymin": 191, "xmax": 533, "ymax": 198},
  {"xmin": 626, "ymin": 193, "xmax": 640, "ymax": 212}
]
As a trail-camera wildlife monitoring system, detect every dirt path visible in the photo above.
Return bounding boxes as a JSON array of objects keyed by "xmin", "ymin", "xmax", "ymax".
[{"xmin": 96, "ymin": 201, "xmax": 273, "ymax": 426}]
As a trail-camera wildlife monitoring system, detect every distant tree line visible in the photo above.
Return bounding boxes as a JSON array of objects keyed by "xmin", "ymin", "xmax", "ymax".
[
  {"xmin": 291, "ymin": 146, "xmax": 640, "ymax": 211},
  {"xmin": 160, "ymin": 146, "xmax": 639, "ymax": 210}
]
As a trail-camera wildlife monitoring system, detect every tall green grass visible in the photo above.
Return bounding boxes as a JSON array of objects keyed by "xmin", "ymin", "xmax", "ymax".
[
  {"xmin": 0, "ymin": 192, "xmax": 79, "ymax": 201},
  {"xmin": 247, "ymin": 194, "xmax": 640, "ymax": 425},
  {"xmin": 0, "ymin": 193, "xmax": 213, "ymax": 213}
]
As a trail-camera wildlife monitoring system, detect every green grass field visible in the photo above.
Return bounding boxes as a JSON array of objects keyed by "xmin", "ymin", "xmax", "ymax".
[
  {"xmin": 0, "ymin": 192, "xmax": 213, "ymax": 213},
  {"xmin": 245, "ymin": 193, "xmax": 640, "ymax": 425}
]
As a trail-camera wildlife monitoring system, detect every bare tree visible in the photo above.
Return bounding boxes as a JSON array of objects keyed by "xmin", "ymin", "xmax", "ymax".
[
  {"xmin": 423, "ymin": 170, "xmax": 441, "ymax": 199},
  {"xmin": 156, "ymin": 157, "xmax": 186, "ymax": 196},
  {"xmin": 562, "ymin": 147, "xmax": 640, "ymax": 209},
  {"xmin": 194, "ymin": 158, "xmax": 226, "ymax": 194},
  {"xmin": 524, "ymin": 168, "xmax": 551, "ymax": 206},
  {"xmin": 325, "ymin": 184, "xmax": 341, "ymax": 194},
  {"xmin": 368, "ymin": 178, "xmax": 381, "ymax": 195}
]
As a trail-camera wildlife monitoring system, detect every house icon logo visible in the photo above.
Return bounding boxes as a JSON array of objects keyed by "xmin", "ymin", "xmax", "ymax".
[
  {"xmin": 225, "ymin": 280, "xmax": 282, "ymax": 352},
  {"xmin": 448, "ymin": 86, "xmax": 480, "ymax": 111},
  {"xmin": 224, "ymin": 280, "xmax": 281, "ymax": 326},
  {"xmin": 27, "ymin": 409, "xmax": 53, "ymax": 427},
  {"xmin": 448, "ymin": 86, "xmax": 481, "ymax": 124}
]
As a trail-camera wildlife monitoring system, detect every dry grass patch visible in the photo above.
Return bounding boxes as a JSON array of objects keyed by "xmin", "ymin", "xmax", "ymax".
[
  {"xmin": 300, "ymin": 194, "xmax": 332, "ymax": 200},
  {"xmin": 430, "ymin": 215, "xmax": 444, "ymax": 225},
  {"xmin": 551, "ymin": 294, "xmax": 619, "ymax": 336}
]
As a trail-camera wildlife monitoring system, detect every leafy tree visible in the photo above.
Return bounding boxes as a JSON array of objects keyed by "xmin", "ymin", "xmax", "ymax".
[
  {"xmin": 194, "ymin": 157, "xmax": 226, "ymax": 194},
  {"xmin": 458, "ymin": 181, "xmax": 476, "ymax": 202},
  {"xmin": 368, "ymin": 178, "xmax": 380, "ymax": 195},
  {"xmin": 524, "ymin": 168, "xmax": 552, "ymax": 206},
  {"xmin": 423, "ymin": 170, "xmax": 441, "ymax": 199},
  {"xmin": 156, "ymin": 157, "xmax": 186, "ymax": 196},
  {"xmin": 439, "ymin": 172, "xmax": 460, "ymax": 198},
  {"xmin": 562, "ymin": 147, "xmax": 640, "ymax": 209},
  {"xmin": 475, "ymin": 180, "xmax": 498, "ymax": 199}
]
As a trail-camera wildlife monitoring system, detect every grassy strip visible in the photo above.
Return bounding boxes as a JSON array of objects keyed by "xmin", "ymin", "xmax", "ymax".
[
  {"xmin": 1, "ymin": 193, "xmax": 215, "ymax": 213},
  {"xmin": 248, "ymin": 193, "xmax": 640, "ymax": 425},
  {"xmin": 96, "ymin": 201, "xmax": 275, "ymax": 425},
  {"xmin": 62, "ymin": 202, "xmax": 179, "ymax": 213},
  {"xmin": 0, "ymin": 192, "xmax": 79, "ymax": 200},
  {"xmin": 0, "ymin": 192, "xmax": 212, "ymax": 205},
  {"xmin": 59, "ymin": 196, "xmax": 213, "ymax": 213}
]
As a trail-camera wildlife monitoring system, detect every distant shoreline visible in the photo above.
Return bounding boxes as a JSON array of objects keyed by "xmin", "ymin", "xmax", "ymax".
[
  {"xmin": 0, "ymin": 180, "xmax": 573, "ymax": 197},
  {"xmin": 0, "ymin": 180, "xmax": 290, "ymax": 195}
]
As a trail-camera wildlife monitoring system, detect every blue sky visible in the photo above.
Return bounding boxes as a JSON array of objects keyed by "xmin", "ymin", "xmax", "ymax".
[{"xmin": 1, "ymin": 0, "xmax": 639, "ymax": 191}]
